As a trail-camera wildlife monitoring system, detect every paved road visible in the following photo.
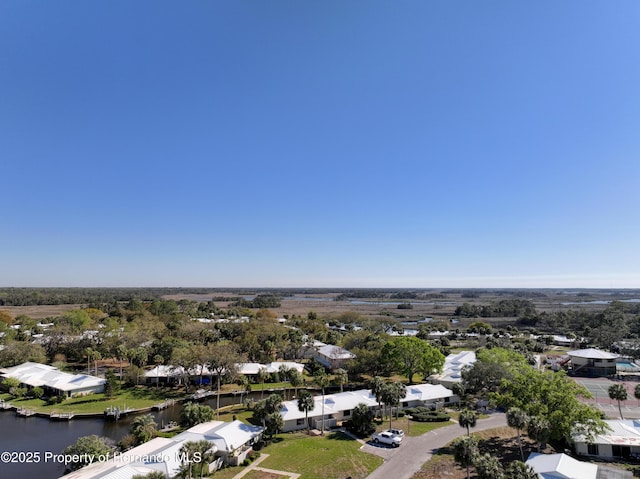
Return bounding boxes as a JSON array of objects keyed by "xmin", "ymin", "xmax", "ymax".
[{"xmin": 364, "ymin": 413, "xmax": 507, "ymax": 479}]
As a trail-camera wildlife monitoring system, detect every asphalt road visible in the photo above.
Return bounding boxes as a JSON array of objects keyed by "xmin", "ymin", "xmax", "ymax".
[{"xmin": 364, "ymin": 413, "xmax": 507, "ymax": 479}]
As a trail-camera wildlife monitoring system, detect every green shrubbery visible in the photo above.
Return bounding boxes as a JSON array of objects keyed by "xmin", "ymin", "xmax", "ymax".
[{"xmin": 405, "ymin": 407, "xmax": 450, "ymax": 422}]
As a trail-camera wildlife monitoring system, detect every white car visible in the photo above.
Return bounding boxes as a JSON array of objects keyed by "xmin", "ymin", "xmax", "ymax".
[
  {"xmin": 372, "ymin": 431, "xmax": 402, "ymax": 447},
  {"xmin": 388, "ymin": 428, "xmax": 405, "ymax": 438}
]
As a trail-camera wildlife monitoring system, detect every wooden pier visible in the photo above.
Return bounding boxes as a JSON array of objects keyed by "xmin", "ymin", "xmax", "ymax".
[
  {"xmin": 152, "ymin": 399, "xmax": 176, "ymax": 410},
  {"xmin": 16, "ymin": 407, "xmax": 36, "ymax": 417},
  {"xmin": 50, "ymin": 411, "xmax": 75, "ymax": 421},
  {"xmin": 104, "ymin": 405, "xmax": 135, "ymax": 421}
]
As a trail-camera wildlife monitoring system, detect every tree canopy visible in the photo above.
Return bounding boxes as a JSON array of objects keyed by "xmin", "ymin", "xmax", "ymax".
[{"xmin": 380, "ymin": 336, "xmax": 445, "ymax": 384}]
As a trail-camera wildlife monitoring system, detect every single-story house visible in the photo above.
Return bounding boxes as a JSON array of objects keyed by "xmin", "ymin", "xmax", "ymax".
[
  {"xmin": 58, "ymin": 420, "xmax": 264, "ymax": 479},
  {"xmin": 279, "ymin": 383, "xmax": 457, "ymax": 432},
  {"xmin": 237, "ymin": 361, "xmax": 305, "ymax": 377},
  {"xmin": 144, "ymin": 361, "xmax": 306, "ymax": 386},
  {"xmin": 526, "ymin": 452, "xmax": 598, "ymax": 479},
  {"xmin": 568, "ymin": 348, "xmax": 619, "ymax": 377},
  {"xmin": 429, "ymin": 351, "xmax": 476, "ymax": 388},
  {"xmin": 0, "ymin": 362, "xmax": 105, "ymax": 398},
  {"xmin": 574, "ymin": 419, "xmax": 640, "ymax": 460}
]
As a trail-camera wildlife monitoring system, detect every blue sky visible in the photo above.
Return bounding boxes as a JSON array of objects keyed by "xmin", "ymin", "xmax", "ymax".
[{"xmin": 1, "ymin": 1, "xmax": 639, "ymax": 288}]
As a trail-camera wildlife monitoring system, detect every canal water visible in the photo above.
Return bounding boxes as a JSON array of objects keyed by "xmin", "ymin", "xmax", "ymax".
[{"xmin": 0, "ymin": 392, "xmax": 259, "ymax": 479}]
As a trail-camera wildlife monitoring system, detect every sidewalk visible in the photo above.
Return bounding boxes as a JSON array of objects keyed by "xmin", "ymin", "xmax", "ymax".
[{"xmin": 231, "ymin": 453, "xmax": 301, "ymax": 479}]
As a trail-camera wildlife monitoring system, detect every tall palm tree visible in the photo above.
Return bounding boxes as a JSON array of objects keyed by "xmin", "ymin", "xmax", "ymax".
[
  {"xmin": 257, "ymin": 367, "xmax": 269, "ymax": 400},
  {"xmin": 371, "ymin": 376, "xmax": 385, "ymax": 419},
  {"xmin": 451, "ymin": 435, "xmax": 479, "ymax": 479},
  {"xmin": 334, "ymin": 368, "xmax": 348, "ymax": 393},
  {"xmin": 608, "ymin": 383, "xmax": 628, "ymax": 419},
  {"xmin": 315, "ymin": 372, "xmax": 330, "ymax": 435},
  {"xmin": 381, "ymin": 382, "xmax": 406, "ymax": 429},
  {"xmin": 507, "ymin": 407, "xmax": 529, "ymax": 461},
  {"xmin": 297, "ymin": 389, "xmax": 315, "ymax": 434},
  {"xmin": 458, "ymin": 409, "xmax": 478, "ymax": 436},
  {"xmin": 289, "ymin": 370, "xmax": 303, "ymax": 400}
]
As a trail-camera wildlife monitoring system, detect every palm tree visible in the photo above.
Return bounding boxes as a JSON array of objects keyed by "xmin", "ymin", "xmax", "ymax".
[
  {"xmin": 257, "ymin": 367, "xmax": 269, "ymax": 400},
  {"xmin": 458, "ymin": 409, "xmax": 478, "ymax": 436},
  {"xmin": 527, "ymin": 415, "xmax": 551, "ymax": 452},
  {"xmin": 371, "ymin": 376, "xmax": 385, "ymax": 419},
  {"xmin": 179, "ymin": 441, "xmax": 198, "ymax": 479},
  {"xmin": 507, "ymin": 407, "xmax": 529, "ymax": 461},
  {"xmin": 634, "ymin": 383, "xmax": 640, "ymax": 404},
  {"xmin": 451, "ymin": 382, "xmax": 466, "ymax": 409},
  {"xmin": 289, "ymin": 370, "xmax": 303, "ymax": 399},
  {"xmin": 474, "ymin": 452, "xmax": 505, "ymax": 479},
  {"xmin": 381, "ymin": 382, "xmax": 406, "ymax": 429},
  {"xmin": 507, "ymin": 461, "xmax": 539, "ymax": 479},
  {"xmin": 608, "ymin": 383, "xmax": 628, "ymax": 419},
  {"xmin": 334, "ymin": 368, "xmax": 348, "ymax": 393},
  {"xmin": 451, "ymin": 435, "xmax": 479, "ymax": 479},
  {"xmin": 297, "ymin": 389, "xmax": 315, "ymax": 434},
  {"xmin": 153, "ymin": 355, "xmax": 164, "ymax": 388},
  {"xmin": 236, "ymin": 375, "xmax": 249, "ymax": 405},
  {"xmin": 131, "ymin": 414, "xmax": 157, "ymax": 445},
  {"xmin": 84, "ymin": 347, "xmax": 94, "ymax": 375},
  {"xmin": 116, "ymin": 344, "xmax": 127, "ymax": 380},
  {"xmin": 315, "ymin": 372, "xmax": 330, "ymax": 435}
]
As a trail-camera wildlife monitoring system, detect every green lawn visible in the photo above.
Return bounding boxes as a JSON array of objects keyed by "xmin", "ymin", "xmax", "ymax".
[
  {"xmin": 1, "ymin": 386, "xmax": 184, "ymax": 414},
  {"xmin": 257, "ymin": 431, "xmax": 383, "ymax": 479},
  {"xmin": 374, "ymin": 415, "xmax": 454, "ymax": 437}
]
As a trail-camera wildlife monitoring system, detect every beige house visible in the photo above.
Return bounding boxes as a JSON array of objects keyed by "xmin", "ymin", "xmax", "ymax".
[{"xmin": 567, "ymin": 348, "xmax": 618, "ymax": 377}]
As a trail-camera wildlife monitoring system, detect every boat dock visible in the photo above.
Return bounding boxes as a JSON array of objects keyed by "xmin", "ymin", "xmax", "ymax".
[
  {"xmin": 104, "ymin": 405, "xmax": 135, "ymax": 421},
  {"xmin": 50, "ymin": 411, "xmax": 75, "ymax": 420},
  {"xmin": 16, "ymin": 407, "xmax": 36, "ymax": 417},
  {"xmin": 152, "ymin": 399, "xmax": 176, "ymax": 410}
]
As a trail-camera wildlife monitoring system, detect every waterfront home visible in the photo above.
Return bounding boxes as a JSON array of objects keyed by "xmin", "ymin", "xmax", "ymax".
[
  {"xmin": 429, "ymin": 350, "xmax": 476, "ymax": 388},
  {"xmin": 58, "ymin": 419, "xmax": 264, "ymax": 479},
  {"xmin": 0, "ymin": 362, "xmax": 105, "ymax": 398},
  {"xmin": 567, "ymin": 348, "xmax": 619, "ymax": 377},
  {"xmin": 144, "ymin": 361, "xmax": 306, "ymax": 386},
  {"xmin": 279, "ymin": 383, "xmax": 456, "ymax": 432}
]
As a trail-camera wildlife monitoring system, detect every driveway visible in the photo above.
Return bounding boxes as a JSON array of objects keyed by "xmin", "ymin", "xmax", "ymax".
[{"xmin": 364, "ymin": 413, "xmax": 507, "ymax": 479}]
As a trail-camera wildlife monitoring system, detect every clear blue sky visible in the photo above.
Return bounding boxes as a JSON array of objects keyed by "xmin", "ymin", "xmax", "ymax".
[{"xmin": 1, "ymin": 1, "xmax": 639, "ymax": 288}]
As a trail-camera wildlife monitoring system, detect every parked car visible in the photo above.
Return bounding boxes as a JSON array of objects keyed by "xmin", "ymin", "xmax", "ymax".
[
  {"xmin": 388, "ymin": 428, "xmax": 404, "ymax": 438},
  {"xmin": 372, "ymin": 431, "xmax": 402, "ymax": 447}
]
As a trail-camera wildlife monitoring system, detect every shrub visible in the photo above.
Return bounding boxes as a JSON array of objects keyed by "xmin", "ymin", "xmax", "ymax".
[{"xmin": 410, "ymin": 411, "xmax": 450, "ymax": 422}]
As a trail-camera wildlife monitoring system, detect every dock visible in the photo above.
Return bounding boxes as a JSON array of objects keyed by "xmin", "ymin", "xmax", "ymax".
[
  {"xmin": 50, "ymin": 411, "xmax": 75, "ymax": 421},
  {"xmin": 104, "ymin": 405, "xmax": 135, "ymax": 421},
  {"xmin": 152, "ymin": 399, "xmax": 176, "ymax": 410},
  {"xmin": 0, "ymin": 399, "xmax": 13, "ymax": 410},
  {"xmin": 191, "ymin": 389, "xmax": 216, "ymax": 401},
  {"xmin": 16, "ymin": 407, "xmax": 36, "ymax": 417}
]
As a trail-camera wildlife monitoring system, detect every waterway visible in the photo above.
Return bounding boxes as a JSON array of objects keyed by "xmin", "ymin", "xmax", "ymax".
[{"xmin": 0, "ymin": 392, "xmax": 258, "ymax": 479}]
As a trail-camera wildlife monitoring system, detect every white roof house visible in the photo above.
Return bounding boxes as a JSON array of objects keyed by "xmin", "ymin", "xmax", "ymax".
[
  {"xmin": 574, "ymin": 420, "xmax": 640, "ymax": 454},
  {"xmin": 58, "ymin": 420, "xmax": 264, "ymax": 479},
  {"xmin": 567, "ymin": 348, "xmax": 619, "ymax": 360},
  {"xmin": 237, "ymin": 362, "xmax": 305, "ymax": 376},
  {"xmin": 430, "ymin": 351, "xmax": 476, "ymax": 387},
  {"xmin": 0, "ymin": 362, "xmax": 105, "ymax": 397},
  {"xmin": 525, "ymin": 452, "xmax": 598, "ymax": 479},
  {"xmin": 279, "ymin": 383, "xmax": 456, "ymax": 432},
  {"xmin": 144, "ymin": 362, "xmax": 305, "ymax": 381}
]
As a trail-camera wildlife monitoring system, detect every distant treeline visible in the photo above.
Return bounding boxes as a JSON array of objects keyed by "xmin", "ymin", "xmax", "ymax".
[
  {"xmin": 231, "ymin": 294, "xmax": 282, "ymax": 309},
  {"xmin": 0, "ymin": 288, "xmax": 165, "ymax": 306},
  {"xmin": 454, "ymin": 299, "xmax": 537, "ymax": 318}
]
